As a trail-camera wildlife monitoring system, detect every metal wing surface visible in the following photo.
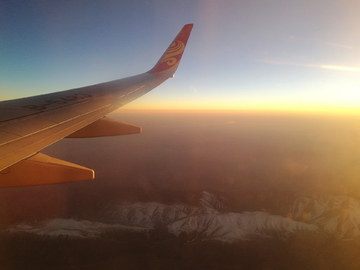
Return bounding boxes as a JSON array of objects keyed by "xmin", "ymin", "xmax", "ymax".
[{"xmin": 0, "ymin": 24, "xmax": 193, "ymax": 187}]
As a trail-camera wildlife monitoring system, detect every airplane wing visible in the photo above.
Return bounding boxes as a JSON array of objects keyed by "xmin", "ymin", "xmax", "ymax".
[{"xmin": 0, "ymin": 24, "xmax": 194, "ymax": 187}]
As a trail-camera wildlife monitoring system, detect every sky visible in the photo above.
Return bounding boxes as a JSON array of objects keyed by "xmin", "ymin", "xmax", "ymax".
[
  {"xmin": 2, "ymin": 2, "xmax": 360, "ymax": 266},
  {"xmin": 1, "ymin": 0, "xmax": 360, "ymax": 114}
]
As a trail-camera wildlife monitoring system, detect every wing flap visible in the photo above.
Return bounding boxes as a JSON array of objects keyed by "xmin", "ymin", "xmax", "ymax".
[
  {"xmin": 66, "ymin": 116, "xmax": 141, "ymax": 138},
  {"xmin": 0, "ymin": 153, "xmax": 94, "ymax": 187}
]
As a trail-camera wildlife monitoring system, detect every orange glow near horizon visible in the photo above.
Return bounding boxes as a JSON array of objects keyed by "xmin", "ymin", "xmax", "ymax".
[{"xmin": 121, "ymin": 102, "xmax": 360, "ymax": 116}]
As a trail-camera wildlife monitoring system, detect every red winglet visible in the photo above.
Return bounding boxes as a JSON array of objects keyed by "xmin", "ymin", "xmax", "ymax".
[{"xmin": 148, "ymin": 24, "xmax": 193, "ymax": 75}]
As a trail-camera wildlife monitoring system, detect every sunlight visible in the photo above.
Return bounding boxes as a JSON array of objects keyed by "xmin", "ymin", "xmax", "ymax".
[{"xmin": 320, "ymin": 65, "xmax": 360, "ymax": 72}]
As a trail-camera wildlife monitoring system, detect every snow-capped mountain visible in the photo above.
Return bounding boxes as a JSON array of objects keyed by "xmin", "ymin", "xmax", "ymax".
[
  {"xmin": 6, "ymin": 191, "xmax": 325, "ymax": 242},
  {"xmin": 290, "ymin": 193, "xmax": 360, "ymax": 239}
]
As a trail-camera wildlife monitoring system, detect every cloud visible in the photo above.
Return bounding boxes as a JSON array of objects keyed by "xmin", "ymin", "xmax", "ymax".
[
  {"xmin": 282, "ymin": 158, "xmax": 308, "ymax": 175},
  {"xmin": 325, "ymin": 42, "xmax": 353, "ymax": 50},
  {"xmin": 288, "ymin": 35, "xmax": 297, "ymax": 42},
  {"xmin": 258, "ymin": 60, "xmax": 360, "ymax": 73},
  {"xmin": 190, "ymin": 85, "xmax": 198, "ymax": 93},
  {"xmin": 320, "ymin": 65, "xmax": 360, "ymax": 72}
]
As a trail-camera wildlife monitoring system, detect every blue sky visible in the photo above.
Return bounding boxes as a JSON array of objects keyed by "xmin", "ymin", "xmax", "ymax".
[{"xmin": 1, "ymin": 0, "xmax": 360, "ymax": 113}]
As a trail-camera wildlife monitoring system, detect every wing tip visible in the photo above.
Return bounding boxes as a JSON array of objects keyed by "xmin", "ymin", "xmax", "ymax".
[{"xmin": 148, "ymin": 24, "xmax": 194, "ymax": 75}]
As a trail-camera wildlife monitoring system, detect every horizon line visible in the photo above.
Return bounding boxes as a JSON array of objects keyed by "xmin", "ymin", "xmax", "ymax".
[{"xmin": 116, "ymin": 107, "xmax": 360, "ymax": 116}]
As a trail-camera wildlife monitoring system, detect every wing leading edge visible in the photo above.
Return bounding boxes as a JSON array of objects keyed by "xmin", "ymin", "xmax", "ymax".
[{"xmin": 0, "ymin": 24, "xmax": 194, "ymax": 187}]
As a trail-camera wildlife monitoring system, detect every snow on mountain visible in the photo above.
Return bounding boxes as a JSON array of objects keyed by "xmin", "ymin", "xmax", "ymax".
[
  {"xmin": 5, "ymin": 191, "xmax": 321, "ymax": 242},
  {"xmin": 103, "ymin": 191, "xmax": 320, "ymax": 242},
  {"xmin": 168, "ymin": 211, "xmax": 319, "ymax": 241},
  {"xmin": 6, "ymin": 219, "xmax": 147, "ymax": 238},
  {"xmin": 290, "ymin": 194, "xmax": 360, "ymax": 239}
]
